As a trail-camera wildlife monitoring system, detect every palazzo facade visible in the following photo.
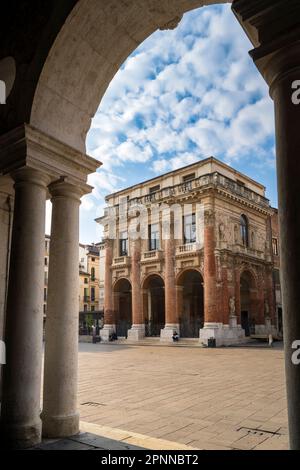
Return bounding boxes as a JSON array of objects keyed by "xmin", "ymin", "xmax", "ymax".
[{"xmin": 98, "ymin": 157, "xmax": 279, "ymax": 346}]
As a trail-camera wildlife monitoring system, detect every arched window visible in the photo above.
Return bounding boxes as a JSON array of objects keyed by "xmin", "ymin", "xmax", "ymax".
[{"xmin": 240, "ymin": 215, "xmax": 249, "ymax": 247}]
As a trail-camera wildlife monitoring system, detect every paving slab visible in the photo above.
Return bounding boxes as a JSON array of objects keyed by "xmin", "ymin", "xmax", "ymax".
[{"xmin": 75, "ymin": 343, "xmax": 289, "ymax": 450}]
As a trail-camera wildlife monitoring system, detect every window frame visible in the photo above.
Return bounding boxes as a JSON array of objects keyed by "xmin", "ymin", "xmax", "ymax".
[
  {"xmin": 148, "ymin": 223, "xmax": 160, "ymax": 251},
  {"xmin": 119, "ymin": 231, "xmax": 128, "ymax": 257},
  {"xmin": 183, "ymin": 213, "xmax": 196, "ymax": 245},
  {"xmin": 240, "ymin": 214, "xmax": 249, "ymax": 247}
]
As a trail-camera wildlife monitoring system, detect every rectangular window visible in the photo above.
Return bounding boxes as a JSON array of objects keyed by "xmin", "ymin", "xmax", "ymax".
[
  {"xmin": 84, "ymin": 288, "xmax": 89, "ymax": 302},
  {"xmin": 149, "ymin": 224, "xmax": 160, "ymax": 251},
  {"xmin": 91, "ymin": 287, "xmax": 95, "ymax": 302},
  {"xmin": 149, "ymin": 185, "xmax": 160, "ymax": 194},
  {"xmin": 84, "ymin": 278, "xmax": 88, "ymax": 284},
  {"xmin": 183, "ymin": 214, "xmax": 196, "ymax": 244},
  {"xmin": 44, "ymin": 288, "xmax": 47, "ymax": 302},
  {"xmin": 183, "ymin": 173, "xmax": 196, "ymax": 183},
  {"xmin": 44, "ymin": 257, "xmax": 48, "ymax": 266},
  {"xmin": 84, "ymin": 305, "xmax": 88, "ymax": 312},
  {"xmin": 119, "ymin": 231, "xmax": 128, "ymax": 256},
  {"xmin": 91, "ymin": 306, "xmax": 95, "ymax": 312},
  {"xmin": 272, "ymin": 238, "xmax": 279, "ymax": 256}
]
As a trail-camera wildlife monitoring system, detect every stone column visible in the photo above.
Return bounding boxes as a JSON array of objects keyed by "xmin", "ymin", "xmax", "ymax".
[
  {"xmin": 0, "ymin": 168, "xmax": 48, "ymax": 448},
  {"xmin": 270, "ymin": 57, "xmax": 300, "ymax": 447},
  {"xmin": 176, "ymin": 285, "xmax": 184, "ymax": 330},
  {"xmin": 234, "ymin": 266, "xmax": 241, "ymax": 325},
  {"xmin": 232, "ymin": 0, "xmax": 300, "ymax": 448},
  {"xmin": 42, "ymin": 181, "xmax": 82, "ymax": 438},
  {"xmin": 128, "ymin": 239, "xmax": 144, "ymax": 341},
  {"xmin": 161, "ymin": 225, "xmax": 179, "ymax": 342},
  {"xmin": 265, "ymin": 268, "xmax": 276, "ymax": 334},
  {"xmin": 101, "ymin": 239, "xmax": 115, "ymax": 341},
  {"xmin": 200, "ymin": 206, "xmax": 223, "ymax": 346}
]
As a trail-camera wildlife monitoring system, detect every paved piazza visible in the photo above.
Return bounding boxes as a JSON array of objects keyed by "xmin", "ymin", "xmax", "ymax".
[{"xmin": 77, "ymin": 342, "xmax": 288, "ymax": 450}]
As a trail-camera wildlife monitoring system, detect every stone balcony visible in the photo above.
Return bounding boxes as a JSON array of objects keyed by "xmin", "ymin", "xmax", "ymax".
[
  {"xmin": 112, "ymin": 256, "xmax": 131, "ymax": 267},
  {"xmin": 176, "ymin": 243, "xmax": 202, "ymax": 258},
  {"xmin": 103, "ymin": 171, "xmax": 270, "ymax": 217},
  {"xmin": 141, "ymin": 250, "xmax": 163, "ymax": 263},
  {"xmin": 233, "ymin": 244, "xmax": 266, "ymax": 261}
]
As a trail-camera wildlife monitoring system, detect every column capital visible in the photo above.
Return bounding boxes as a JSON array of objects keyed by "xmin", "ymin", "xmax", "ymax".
[
  {"xmin": 48, "ymin": 178, "xmax": 89, "ymax": 202},
  {"xmin": 232, "ymin": 0, "xmax": 300, "ymax": 93},
  {"xmin": 11, "ymin": 167, "xmax": 50, "ymax": 189}
]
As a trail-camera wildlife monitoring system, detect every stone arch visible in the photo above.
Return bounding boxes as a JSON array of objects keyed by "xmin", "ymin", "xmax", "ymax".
[
  {"xmin": 142, "ymin": 272, "xmax": 165, "ymax": 289},
  {"xmin": 27, "ymin": 0, "xmax": 232, "ymax": 151},
  {"xmin": 239, "ymin": 266, "xmax": 258, "ymax": 289},
  {"xmin": 142, "ymin": 273, "xmax": 165, "ymax": 337},
  {"xmin": 176, "ymin": 268, "xmax": 204, "ymax": 338},
  {"xmin": 113, "ymin": 277, "xmax": 132, "ymax": 338},
  {"xmin": 176, "ymin": 267, "xmax": 203, "ymax": 285}
]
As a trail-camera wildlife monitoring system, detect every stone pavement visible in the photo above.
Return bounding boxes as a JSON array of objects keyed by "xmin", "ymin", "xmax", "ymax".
[{"xmin": 77, "ymin": 342, "xmax": 289, "ymax": 450}]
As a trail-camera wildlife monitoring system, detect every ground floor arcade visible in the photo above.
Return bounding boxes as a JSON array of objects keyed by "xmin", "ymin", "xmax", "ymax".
[{"xmin": 102, "ymin": 264, "xmax": 277, "ymax": 346}]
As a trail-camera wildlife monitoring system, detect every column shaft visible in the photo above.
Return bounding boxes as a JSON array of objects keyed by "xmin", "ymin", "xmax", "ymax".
[
  {"xmin": 42, "ymin": 181, "xmax": 81, "ymax": 438},
  {"xmin": 200, "ymin": 206, "xmax": 226, "ymax": 346},
  {"xmin": 101, "ymin": 239, "xmax": 115, "ymax": 341},
  {"xmin": 0, "ymin": 169, "xmax": 48, "ymax": 448},
  {"xmin": 161, "ymin": 234, "xmax": 178, "ymax": 342},
  {"xmin": 204, "ymin": 223, "xmax": 218, "ymax": 323},
  {"xmin": 272, "ymin": 66, "xmax": 300, "ymax": 449},
  {"xmin": 128, "ymin": 240, "xmax": 144, "ymax": 341}
]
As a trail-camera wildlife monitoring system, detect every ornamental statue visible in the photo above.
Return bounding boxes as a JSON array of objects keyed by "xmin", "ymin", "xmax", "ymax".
[{"xmin": 229, "ymin": 297, "xmax": 236, "ymax": 316}]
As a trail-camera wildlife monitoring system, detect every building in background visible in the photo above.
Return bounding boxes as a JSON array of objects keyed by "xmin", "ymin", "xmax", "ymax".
[
  {"xmin": 271, "ymin": 208, "xmax": 282, "ymax": 337},
  {"xmin": 44, "ymin": 235, "xmax": 50, "ymax": 323},
  {"xmin": 98, "ymin": 157, "xmax": 281, "ymax": 345},
  {"xmin": 79, "ymin": 243, "xmax": 100, "ymax": 313},
  {"xmin": 98, "ymin": 241, "xmax": 106, "ymax": 311},
  {"xmin": 44, "ymin": 240, "xmax": 103, "ymax": 334}
]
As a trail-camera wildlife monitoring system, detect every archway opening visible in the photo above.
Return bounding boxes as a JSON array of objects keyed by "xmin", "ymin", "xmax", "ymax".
[
  {"xmin": 177, "ymin": 270, "xmax": 204, "ymax": 338},
  {"xmin": 143, "ymin": 275, "xmax": 165, "ymax": 337},
  {"xmin": 240, "ymin": 271, "xmax": 257, "ymax": 337},
  {"xmin": 113, "ymin": 278, "xmax": 132, "ymax": 338}
]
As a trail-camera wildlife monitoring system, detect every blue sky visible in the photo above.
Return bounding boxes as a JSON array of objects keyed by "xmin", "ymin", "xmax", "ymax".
[{"xmin": 64, "ymin": 3, "xmax": 277, "ymax": 244}]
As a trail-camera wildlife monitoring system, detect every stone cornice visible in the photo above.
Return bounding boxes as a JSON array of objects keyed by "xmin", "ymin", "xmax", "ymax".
[
  {"xmin": 215, "ymin": 187, "xmax": 272, "ymax": 216},
  {"xmin": 0, "ymin": 124, "xmax": 101, "ymax": 190}
]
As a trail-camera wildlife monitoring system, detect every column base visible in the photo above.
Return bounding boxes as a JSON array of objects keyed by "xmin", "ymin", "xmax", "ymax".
[
  {"xmin": 42, "ymin": 412, "xmax": 79, "ymax": 439},
  {"xmin": 127, "ymin": 325, "xmax": 145, "ymax": 341},
  {"xmin": 255, "ymin": 323, "xmax": 278, "ymax": 337},
  {"xmin": 160, "ymin": 324, "xmax": 180, "ymax": 343},
  {"xmin": 100, "ymin": 325, "xmax": 116, "ymax": 342},
  {"xmin": 0, "ymin": 419, "xmax": 42, "ymax": 449},
  {"xmin": 200, "ymin": 322, "xmax": 246, "ymax": 347}
]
